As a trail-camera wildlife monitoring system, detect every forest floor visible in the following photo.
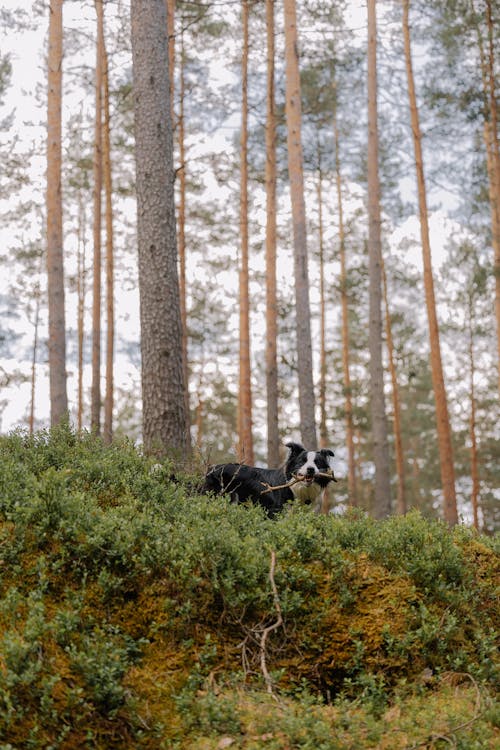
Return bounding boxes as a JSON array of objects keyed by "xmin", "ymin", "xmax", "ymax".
[{"xmin": 0, "ymin": 425, "xmax": 498, "ymax": 749}]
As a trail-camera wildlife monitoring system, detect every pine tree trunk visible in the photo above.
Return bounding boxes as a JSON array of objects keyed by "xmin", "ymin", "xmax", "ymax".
[
  {"xmin": 403, "ymin": 0, "xmax": 458, "ymax": 525},
  {"xmin": 467, "ymin": 300, "xmax": 480, "ymax": 530},
  {"xmin": 367, "ymin": 0, "xmax": 392, "ymax": 518},
  {"xmin": 317, "ymin": 157, "xmax": 328, "ymax": 449},
  {"xmin": 77, "ymin": 190, "xmax": 86, "ymax": 432},
  {"xmin": 131, "ymin": 0, "xmax": 189, "ymax": 456},
  {"xmin": 178, "ymin": 27, "xmax": 191, "ymax": 451},
  {"xmin": 29, "ymin": 284, "xmax": 41, "ymax": 435},
  {"xmin": 473, "ymin": 0, "xmax": 500, "ymax": 394},
  {"xmin": 283, "ymin": 0, "xmax": 317, "ymax": 448},
  {"xmin": 91, "ymin": 0, "xmax": 103, "ymax": 435},
  {"xmin": 265, "ymin": 0, "xmax": 280, "ymax": 467},
  {"xmin": 238, "ymin": 0, "xmax": 254, "ymax": 464},
  {"xmin": 101, "ymin": 14, "xmax": 114, "ymax": 445},
  {"xmin": 333, "ymin": 96, "xmax": 357, "ymax": 506},
  {"xmin": 166, "ymin": 0, "xmax": 175, "ymax": 125},
  {"xmin": 382, "ymin": 256, "xmax": 406, "ymax": 514},
  {"xmin": 46, "ymin": 0, "xmax": 68, "ymax": 426}
]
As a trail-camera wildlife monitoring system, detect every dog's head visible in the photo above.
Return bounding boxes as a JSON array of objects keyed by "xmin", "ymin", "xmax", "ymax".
[{"xmin": 284, "ymin": 442, "xmax": 337, "ymax": 487}]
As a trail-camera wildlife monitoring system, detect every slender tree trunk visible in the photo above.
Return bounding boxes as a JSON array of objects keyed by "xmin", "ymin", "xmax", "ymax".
[
  {"xmin": 333, "ymin": 96, "xmax": 357, "ymax": 506},
  {"xmin": 317, "ymin": 155, "xmax": 328, "ymax": 448},
  {"xmin": 403, "ymin": 0, "xmax": 458, "ymax": 525},
  {"xmin": 29, "ymin": 284, "xmax": 41, "ymax": 435},
  {"xmin": 473, "ymin": 0, "xmax": 500, "ymax": 394},
  {"xmin": 131, "ymin": 0, "xmax": 189, "ymax": 456},
  {"xmin": 467, "ymin": 302, "xmax": 480, "ymax": 530},
  {"xmin": 367, "ymin": 0, "xmax": 392, "ymax": 518},
  {"xmin": 265, "ymin": 0, "xmax": 280, "ymax": 467},
  {"xmin": 101, "ymin": 13, "xmax": 114, "ymax": 445},
  {"xmin": 91, "ymin": 0, "xmax": 103, "ymax": 435},
  {"xmin": 77, "ymin": 190, "xmax": 86, "ymax": 431},
  {"xmin": 283, "ymin": 0, "xmax": 317, "ymax": 448},
  {"xmin": 46, "ymin": 0, "xmax": 68, "ymax": 426},
  {"xmin": 382, "ymin": 256, "xmax": 406, "ymax": 514},
  {"xmin": 238, "ymin": 0, "xmax": 254, "ymax": 464}
]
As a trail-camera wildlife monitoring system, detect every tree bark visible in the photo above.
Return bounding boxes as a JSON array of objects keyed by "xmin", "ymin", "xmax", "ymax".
[
  {"xmin": 333, "ymin": 96, "xmax": 357, "ymax": 505},
  {"xmin": 367, "ymin": 0, "xmax": 392, "ymax": 518},
  {"xmin": 283, "ymin": 0, "xmax": 317, "ymax": 448},
  {"xmin": 131, "ymin": 0, "xmax": 189, "ymax": 456},
  {"xmin": 265, "ymin": 0, "xmax": 280, "ymax": 467},
  {"xmin": 238, "ymin": 0, "xmax": 254, "ymax": 464},
  {"xmin": 317, "ymin": 155, "xmax": 328, "ymax": 449},
  {"xmin": 77, "ymin": 189, "xmax": 86, "ymax": 431},
  {"xmin": 46, "ymin": 0, "xmax": 68, "ymax": 426},
  {"xmin": 91, "ymin": 0, "xmax": 103, "ymax": 435},
  {"xmin": 473, "ymin": 0, "xmax": 500, "ymax": 394},
  {"xmin": 403, "ymin": 0, "xmax": 458, "ymax": 525},
  {"xmin": 101, "ymin": 9, "xmax": 114, "ymax": 445}
]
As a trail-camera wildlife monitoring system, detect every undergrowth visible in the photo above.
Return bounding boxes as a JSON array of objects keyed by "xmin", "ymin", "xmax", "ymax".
[{"xmin": 0, "ymin": 425, "xmax": 498, "ymax": 749}]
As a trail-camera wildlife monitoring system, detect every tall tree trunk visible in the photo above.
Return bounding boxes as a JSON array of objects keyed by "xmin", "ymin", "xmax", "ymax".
[
  {"xmin": 467, "ymin": 297, "xmax": 480, "ymax": 530},
  {"xmin": 333, "ymin": 95, "xmax": 357, "ymax": 505},
  {"xmin": 77, "ymin": 189, "xmax": 86, "ymax": 431},
  {"xmin": 283, "ymin": 0, "xmax": 317, "ymax": 448},
  {"xmin": 29, "ymin": 283, "xmax": 41, "ymax": 435},
  {"xmin": 101, "ymin": 12, "xmax": 114, "ymax": 445},
  {"xmin": 367, "ymin": 0, "xmax": 392, "ymax": 518},
  {"xmin": 238, "ymin": 0, "xmax": 254, "ymax": 464},
  {"xmin": 473, "ymin": 0, "xmax": 500, "ymax": 394},
  {"xmin": 91, "ymin": 0, "xmax": 103, "ymax": 435},
  {"xmin": 382, "ymin": 256, "xmax": 406, "ymax": 514},
  {"xmin": 403, "ymin": 0, "xmax": 458, "ymax": 525},
  {"xmin": 265, "ymin": 0, "xmax": 280, "ymax": 467},
  {"xmin": 166, "ymin": 0, "xmax": 175, "ymax": 125},
  {"xmin": 178, "ymin": 26, "xmax": 191, "ymax": 451},
  {"xmin": 46, "ymin": 0, "xmax": 68, "ymax": 426},
  {"xmin": 317, "ymin": 155, "xmax": 328, "ymax": 448},
  {"xmin": 131, "ymin": 0, "xmax": 189, "ymax": 456}
]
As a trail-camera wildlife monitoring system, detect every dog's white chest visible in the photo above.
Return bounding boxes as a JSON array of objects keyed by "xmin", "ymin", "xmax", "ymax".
[{"xmin": 291, "ymin": 481, "xmax": 322, "ymax": 505}]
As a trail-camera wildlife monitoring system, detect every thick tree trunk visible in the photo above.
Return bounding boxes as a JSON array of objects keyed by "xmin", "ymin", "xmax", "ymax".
[
  {"xmin": 238, "ymin": 0, "xmax": 254, "ymax": 464},
  {"xmin": 46, "ymin": 0, "xmax": 68, "ymax": 426},
  {"xmin": 91, "ymin": 0, "xmax": 103, "ymax": 435},
  {"xmin": 131, "ymin": 0, "xmax": 189, "ymax": 456},
  {"xmin": 403, "ymin": 0, "xmax": 458, "ymax": 525},
  {"xmin": 367, "ymin": 0, "xmax": 392, "ymax": 518},
  {"xmin": 177, "ymin": 27, "xmax": 191, "ymax": 451},
  {"xmin": 283, "ymin": 0, "xmax": 317, "ymax": 448},
  {"xmin": 265, "ymin": 0, "xmax": 280, "ymax": 467},
  {"xmin": 102, "ymin": 17, "xmax": 114, "ymax": 445}
]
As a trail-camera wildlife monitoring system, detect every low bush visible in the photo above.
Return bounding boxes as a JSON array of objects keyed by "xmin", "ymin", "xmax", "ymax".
[{"xmin": 0, "ymin": 426, "xmax": 497, "ymax": 748}]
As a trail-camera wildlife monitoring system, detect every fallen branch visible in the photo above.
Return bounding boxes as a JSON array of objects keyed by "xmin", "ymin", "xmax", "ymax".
[{"xmin": 260, "ymin": 549, "xmax": 283, "ymax": 700}]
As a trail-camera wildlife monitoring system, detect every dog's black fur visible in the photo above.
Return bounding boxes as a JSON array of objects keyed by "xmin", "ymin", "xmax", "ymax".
[{"xmin": 203, "ymin": 442, "xmax": 337, "ymax": 516}]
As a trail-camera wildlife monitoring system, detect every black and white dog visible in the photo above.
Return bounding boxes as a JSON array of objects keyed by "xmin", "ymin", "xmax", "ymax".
[{"xmin": 203, "ymin": 442, "xmax": 337, "ymax": 516}]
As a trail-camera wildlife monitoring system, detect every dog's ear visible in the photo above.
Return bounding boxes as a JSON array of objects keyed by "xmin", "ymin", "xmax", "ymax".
[
  {"xmin": 285, "ymin": 441, "xmax": 305, "ymax": 459},
  {"xmin": 319, "ymin": 448, "xmax": 336, "ymax": 472}
]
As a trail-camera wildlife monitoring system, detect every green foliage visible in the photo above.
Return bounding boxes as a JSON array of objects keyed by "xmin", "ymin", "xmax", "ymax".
[{"xmin": 0, "ymin": 427, "xmax": 497, "ymax": 748}]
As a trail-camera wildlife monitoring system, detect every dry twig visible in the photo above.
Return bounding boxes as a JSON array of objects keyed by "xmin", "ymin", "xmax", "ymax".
[
  {"xmin": 260, "ymin": 471, "xmax": 335, "ymax": 494},
  {"xmin": 259, "ymin": 549, "xmax": 284, "ymax": 700}
]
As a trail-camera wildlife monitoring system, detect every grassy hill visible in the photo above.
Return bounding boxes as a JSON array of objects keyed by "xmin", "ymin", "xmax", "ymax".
[{"xmin": 0, "ymin": 425, "xmax": 498, "ymax": 749}]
